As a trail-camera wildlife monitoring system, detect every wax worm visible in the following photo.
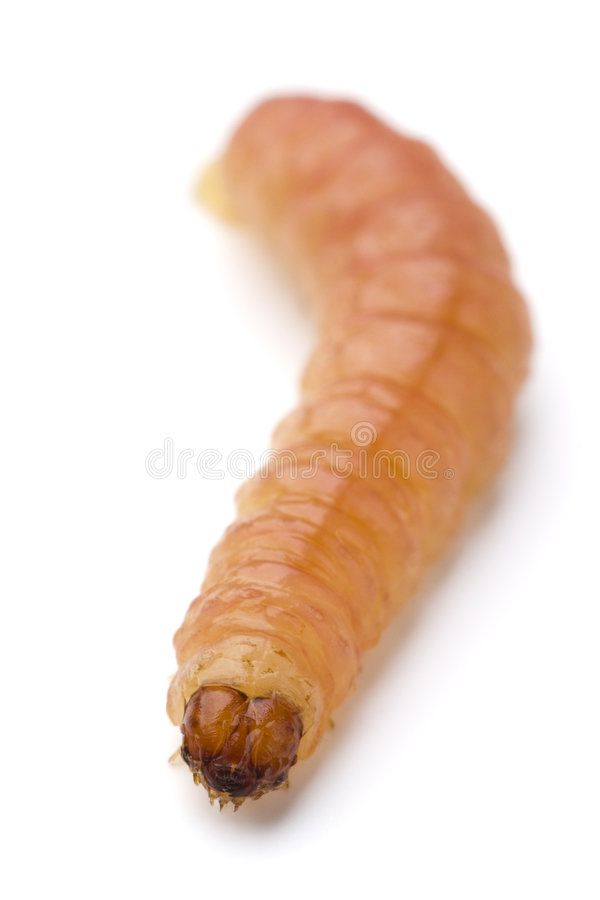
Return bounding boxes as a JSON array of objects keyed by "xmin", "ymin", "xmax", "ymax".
[{"xmin": 168, "ymin": 97, "xmax": 532, "ymax": 808}]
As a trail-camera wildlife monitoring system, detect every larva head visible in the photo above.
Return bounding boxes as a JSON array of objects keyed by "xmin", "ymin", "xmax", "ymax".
[{"xmin": 180, "ymin": 684, "xmax": 303, "ymax": 806}]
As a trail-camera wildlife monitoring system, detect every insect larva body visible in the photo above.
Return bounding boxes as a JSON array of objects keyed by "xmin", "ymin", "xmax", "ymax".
[{"xmin": 168, "ymin": 97, "xmax": 532, "ymax": 806}]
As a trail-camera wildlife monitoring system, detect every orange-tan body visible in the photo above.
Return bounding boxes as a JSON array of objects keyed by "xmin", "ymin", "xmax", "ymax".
[{"xmin": 168, "ymin": 97, "xmax": 531, "ymax": 762}]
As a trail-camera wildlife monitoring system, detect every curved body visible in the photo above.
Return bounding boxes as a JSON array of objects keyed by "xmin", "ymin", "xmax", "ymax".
[{"xmin": 168, "ymin": 97, "xmax": 531, "ymax": 801}]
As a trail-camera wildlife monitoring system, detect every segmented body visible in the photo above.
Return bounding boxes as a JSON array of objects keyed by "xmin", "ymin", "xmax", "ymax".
[{"xmin": 168, "ymin": 97, "xmax": 531, "ymax": 768}]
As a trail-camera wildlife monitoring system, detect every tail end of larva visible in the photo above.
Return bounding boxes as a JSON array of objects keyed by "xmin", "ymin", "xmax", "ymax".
[{"xmin": 194, "ymin": 160, "xmax": 238, "ymax": 223}]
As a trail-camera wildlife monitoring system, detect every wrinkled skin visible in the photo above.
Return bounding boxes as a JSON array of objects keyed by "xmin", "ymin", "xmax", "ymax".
[{"xmin": 169, "ymin": 97, "xmax": 532, "ymax": 804}]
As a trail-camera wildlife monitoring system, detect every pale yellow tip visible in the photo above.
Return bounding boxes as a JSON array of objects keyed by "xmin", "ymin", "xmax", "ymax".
[{"xmin": 195, "ymin": 160, "xmax": 238, "ymax": 223}]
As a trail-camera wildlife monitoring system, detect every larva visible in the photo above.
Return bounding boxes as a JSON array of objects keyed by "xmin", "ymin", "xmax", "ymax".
[{"xmin": 168, "ymin": 96, "xmax": 532, "ymax": 808}]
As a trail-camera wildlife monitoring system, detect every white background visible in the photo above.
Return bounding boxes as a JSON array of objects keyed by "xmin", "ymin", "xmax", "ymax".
[{"xmin": 1, "ymin": 2, "xmax": 599, "ymax": 898}]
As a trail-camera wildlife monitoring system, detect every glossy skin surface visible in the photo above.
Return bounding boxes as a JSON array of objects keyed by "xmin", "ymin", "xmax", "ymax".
[{"xmin": 168, "ymin": 97, "xmax": 532, "ymax": 802}]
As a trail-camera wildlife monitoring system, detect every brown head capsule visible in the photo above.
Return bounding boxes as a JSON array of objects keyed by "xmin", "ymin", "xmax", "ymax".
[{"xmin": 180, "ymin": 684, "xmax": 303, "ymax": 805}]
